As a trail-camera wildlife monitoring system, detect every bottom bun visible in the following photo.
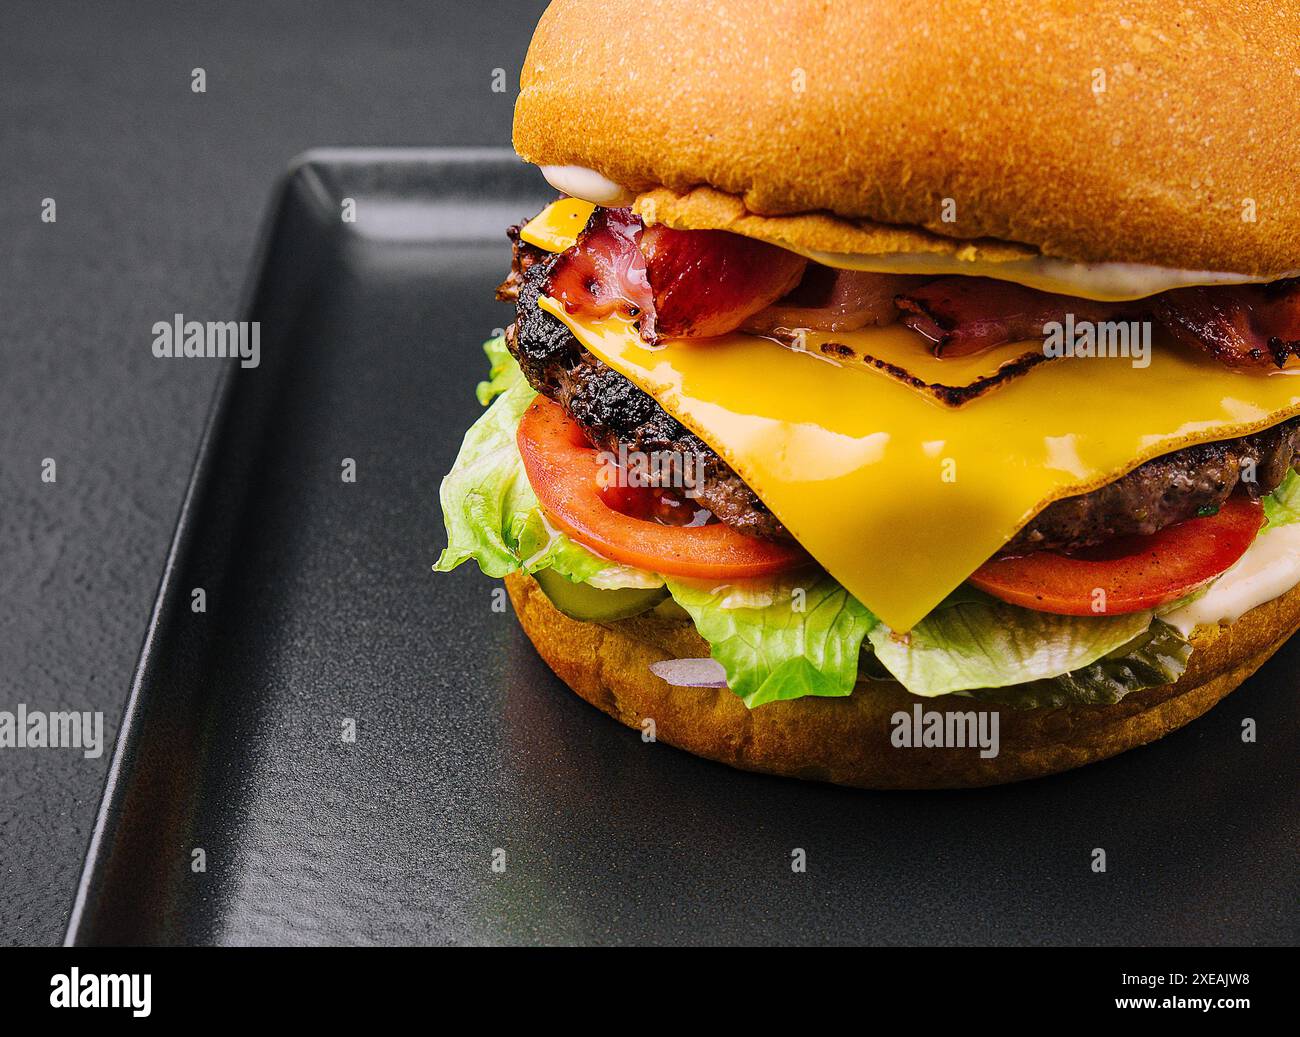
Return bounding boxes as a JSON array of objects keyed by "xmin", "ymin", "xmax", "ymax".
[{"xmin": 505, "ymin": 571, "xmax": 1300, "ymax": 789}]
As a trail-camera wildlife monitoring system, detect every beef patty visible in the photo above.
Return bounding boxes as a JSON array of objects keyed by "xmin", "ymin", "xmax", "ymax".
[{"xmin": 503, "ymin": 231, "xmax": 1300, "ymax": 555}]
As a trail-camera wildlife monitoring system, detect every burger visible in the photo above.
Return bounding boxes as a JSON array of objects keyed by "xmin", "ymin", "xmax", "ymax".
[{"xmin": 437, "ymin": 0, "xmax": 1300, "ymax": 787}]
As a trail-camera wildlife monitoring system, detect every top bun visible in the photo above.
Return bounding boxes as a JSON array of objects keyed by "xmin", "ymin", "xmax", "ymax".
[{"xmin": 514, "ymin": 0, "xmax": 1300, "ymax": 275}]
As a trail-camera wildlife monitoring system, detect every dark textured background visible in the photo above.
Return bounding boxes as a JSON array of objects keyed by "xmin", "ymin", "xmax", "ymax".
[{"xmin": 0, "ymin": 0, "xmax": 547, "ymax": 946}]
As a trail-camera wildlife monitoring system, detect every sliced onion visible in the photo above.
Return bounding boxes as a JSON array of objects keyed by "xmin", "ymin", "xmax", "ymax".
[
  {"xmin": 649, "ymin": 658, "xmax": 729, "ymax": 688},
  {"xmin": 742, "ymin": 267, "xmax": 925, "ymax": 334}
]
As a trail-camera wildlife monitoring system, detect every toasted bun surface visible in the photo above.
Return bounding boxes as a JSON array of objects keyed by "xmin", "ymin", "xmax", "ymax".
[
  {"xmin": 506, "ymin": 571, "xmax": 1300, "ymax": 789},
  {"xmin": 515, "ymin": 0, "xmax": 1300, "ymax": 275}
]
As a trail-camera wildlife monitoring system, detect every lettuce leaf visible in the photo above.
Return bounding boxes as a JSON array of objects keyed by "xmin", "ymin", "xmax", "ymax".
[
  {"xmin": 434, "ymin": 337, "xmax": 661, "ymax": 589},
  {"xmin": 867, "ymin": 591, "xmax": 1158, "ymax": 697},
  {"xmin": 664, "ymin": 574, "xmax": 876, "ymax": 707},
  {"xmin": 435, "ymin": 342, "xmax": 539, "ymax": 578},
  {"xmin": 475, "ymin": 334, "xmax": 517, "ymax": 406},
  {"xmin": 1263, "ymin": 468, "xmax": 1300, "ymax": 526}
]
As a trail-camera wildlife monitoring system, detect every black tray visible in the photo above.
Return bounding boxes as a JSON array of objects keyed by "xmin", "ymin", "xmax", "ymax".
[{"xmin": 65, "ymin": 149, "xmax": 1299, "ymax": 946}]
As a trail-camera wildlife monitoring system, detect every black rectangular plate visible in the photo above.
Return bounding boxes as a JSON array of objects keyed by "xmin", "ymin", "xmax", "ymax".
[{"xmin": 66, "ymin": 149, "xmax": 1299, "ymax": 946}]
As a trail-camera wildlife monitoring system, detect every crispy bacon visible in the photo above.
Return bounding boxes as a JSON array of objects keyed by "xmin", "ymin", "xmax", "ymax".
[
  {"xmin": 894, "ymin": 274, "xmax": 1300, "ymax": 367},
  {"xmin": 545, "ymin": 206, "xmax": 655, "ymax": 333},
  {"xmin": 1154, "ymin": 280, "xmax": 1300, "ymax": 369},
  {"xmin": 640, "ymin": 223, "xmax": 806, "ymax": 338},
  {"xmin": 894, "ymin": 277, "xmax": 1136, "ymax": 356},
  {"xmin": 742, "ymin": 267, "xmax": 922, "ymax": 334},
  {"xmin": 544, "ymin": 207, "xmax": 805, "ymax": 342},
  {"xmin": 543, "ymin": 204, "xmax": 1300, "ymax": 370}
]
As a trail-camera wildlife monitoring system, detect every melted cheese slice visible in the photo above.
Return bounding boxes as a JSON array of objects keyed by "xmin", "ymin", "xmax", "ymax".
[
  {"xmin": 520, "ymin": 198, "xmax": 595, "ymax": 253},
  {"xmin": 538, "ymin": 295, "xmax": 1300, "ymax": 630}
]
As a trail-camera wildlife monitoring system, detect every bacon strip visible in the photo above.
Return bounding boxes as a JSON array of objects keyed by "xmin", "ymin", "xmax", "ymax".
[
  {"xmin": 545, "ymin": 207, "xmax": 655, "ymax": 335},
  {"xmin": 894, "ymin": 277, "xmax": 1135, "ymax": 356},
  {"xmin": 640, "ymin": 223, "xmax": 807, "ymax": 339},
  {"xmin": 544, "ymin": 205, "xmax": 1300, "ymax": 370},
  {"xmin": 1154, "ymin": 280, "xmax": 1300, "ymax": 369},
  {"xmin": 544, "ymin": 207, "xmax": 805, "ymax": 342},
  {"xmin": 742, "ymin": 268, "xmax": 922, "ymax": 334}
]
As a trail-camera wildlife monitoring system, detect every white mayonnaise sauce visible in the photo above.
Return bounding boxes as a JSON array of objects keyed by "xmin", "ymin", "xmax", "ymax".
[
  {"xmin": 1163, "ymin": 522, "xmax": 1300, "ymax": 636},
  {"xmin": 540, "ymin": 165, "xmax": 635, "ymax": 206}
]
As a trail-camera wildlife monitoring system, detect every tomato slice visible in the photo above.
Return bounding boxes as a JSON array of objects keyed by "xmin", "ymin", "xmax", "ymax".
[
  {"xmin": 969, "ymin": 497, "xmax": 1264, "ymax": 615},
  {"xmin": 516, "ymin": 397, "xmax": 809, "ymax": 579}
]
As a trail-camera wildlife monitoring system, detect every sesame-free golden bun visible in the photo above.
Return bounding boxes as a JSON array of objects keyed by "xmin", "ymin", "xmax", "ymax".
[
  {"xmin": 514, "ymin": 0, "xmax": 1300, "ymax": 276},
  {"xmin": 505, "ymin": 570, "xmax": 1300, "ymax": 789}
]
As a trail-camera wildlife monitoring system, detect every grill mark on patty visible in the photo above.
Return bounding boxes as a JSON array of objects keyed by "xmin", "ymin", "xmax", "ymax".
[{"xmin": 504, "ymin": 229, "xmax": 1300, "ymax": 554}]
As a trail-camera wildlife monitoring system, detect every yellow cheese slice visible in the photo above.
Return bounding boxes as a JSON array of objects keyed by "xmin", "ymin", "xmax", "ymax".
[
  {"xmin": 520, "ymin": 198, "xmax": 596, "ymax": 253},
  {"xmin": 538, "ymin": 295, "xmax": 1300, "ymax": 630}
]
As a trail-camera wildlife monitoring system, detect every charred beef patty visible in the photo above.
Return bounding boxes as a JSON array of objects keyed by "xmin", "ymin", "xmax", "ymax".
[
  {"xmin": 1003, "ymin": 421, "xmax": 1299, "ymax": 553},
  {"xmin": 505, "ymin": 232, "xmax": 787, "ymax": 539},
  {"xmin": 503, "ymin": 229, "xmax": 1300, "ymax": 554}
]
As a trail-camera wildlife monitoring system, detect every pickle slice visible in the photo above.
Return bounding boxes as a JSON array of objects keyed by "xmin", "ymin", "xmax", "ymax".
[{"xmin": 533, "ymin": 568, "xmax": 668, "ymax": 622}]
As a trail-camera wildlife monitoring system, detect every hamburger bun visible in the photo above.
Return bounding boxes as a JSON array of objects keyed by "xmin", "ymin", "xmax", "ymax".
[
  {"xmin": 514, "ymin": 0, "xmax": 1300, "ymax": 275},
  {"xmin": 505, "ymin": 570, "xmax": 1300, "ymax": 789}
]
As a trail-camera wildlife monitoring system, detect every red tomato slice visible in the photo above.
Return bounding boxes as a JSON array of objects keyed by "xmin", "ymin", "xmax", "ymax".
[
  {"xmin": 516, "ymin": 397, "xmax": 809, "ymax": 579},
  {"xmin": 969, "ymin": 497, "xmax": 1264, "ymax": 615}
]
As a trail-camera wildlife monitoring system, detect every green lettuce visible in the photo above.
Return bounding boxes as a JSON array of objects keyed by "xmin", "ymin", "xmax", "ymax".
[
  {"xmin": 1264, "ymin": 468, "xmax": 1300, "ymax": 526},
  {"xmin": 474, "ymin": 333, "xmax": 518, "ymax": 407},
  {"xmin": 867, "ymin": 590, "xmax": 1161, "ymax": 697},
  {"xmin": 434, "ymin": 337, "xmax": 660, "ymax": 589},
  {"xmin": 665, "ymin": 575, "xmax": 876, "ymax": 707}
]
